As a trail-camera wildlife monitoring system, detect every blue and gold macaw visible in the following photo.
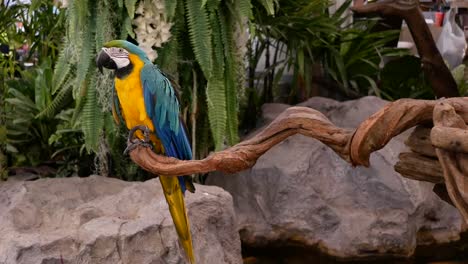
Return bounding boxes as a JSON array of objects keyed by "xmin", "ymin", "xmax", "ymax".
[{"xmin": 96, "ymin": 40, "xmax": 195, "ymax": 263}]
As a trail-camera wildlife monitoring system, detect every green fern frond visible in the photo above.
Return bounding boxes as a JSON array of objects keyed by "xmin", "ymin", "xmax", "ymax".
[
  {"xmin": 156, "ymin": 36, "xmax": 179, "ymax": 76},
  {"xmin": 76, "ymin": 0, "xmax": 89, "ymax": 32},
  {"xmin": 257, "ymin": 0, "xmax": 276, "ymax": 16},
  {"xmin": 120, "ymin": 15, "xmax": 135, "ymax": 39},
  {"xmin": 52, "ymin": 39, "xmax": 72, "ymax": 94},
  {"xmin": 206, "ymin": 0, "xmax": 221, "ymax": 13},
  {"xmin": 206, "ymin": 78, "xmax": 226, "ymax": 150},
  {"xmin": 237, "ymin": 0, "xmax": 253, "ymax": 19},
  {"xmin": 67, "ymin": 0, "xmax": 78, "ymax": 39},
  {"xmin": 95, "ymin": 2, "xmax": 108, "ymax": 51},
  {"xmin": 125, "ymin": 0, "xmax": 137, "ymax": 19},
  {"xmin": 36, "ymin": 80, "xmax": 74, "ymax": 119},
  {"xmin": 75, "ymin": 17, "xmax": 94, "ymax": 98},
  {"xmin": 82, "ymin": 70, "xmax": 104, "ymax": 152},
  {"xmin": 165, "ymin": 0, "xmax": 178, "ymax": 20},
  {"xmin": 210, "ymin": 12, "xmax": 224, "ymax": 78},
  {"xmin": 224, "ymin": 64, "xmax": 239, "ymax": 145},
  {"xmin": 219, "ymin": 11, "xmax": 239, "ymax": 145},
  {"xmin": 184, "ymin": 0, "xmax": 213, "ymax": 77}
]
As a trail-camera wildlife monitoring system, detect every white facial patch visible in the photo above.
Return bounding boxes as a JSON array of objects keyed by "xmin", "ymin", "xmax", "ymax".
[
  {"xmin": 103, "ymin": 47, "xmax": 130, "ymax": 69},
  {"xmin": 113, "ymin": 56, "xmax": 130, "ymax": 69}
]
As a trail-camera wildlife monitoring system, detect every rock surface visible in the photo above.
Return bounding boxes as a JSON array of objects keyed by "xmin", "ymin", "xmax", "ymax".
[
  {"xmin": 207, "ymin": 96, "xmax": 464, "ymax": 259},
  {"xmin": 0, "ymin": 176, "xmax": 242, "ymax": 264}
]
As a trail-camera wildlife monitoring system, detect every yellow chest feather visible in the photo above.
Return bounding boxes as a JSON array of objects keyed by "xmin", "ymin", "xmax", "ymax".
[{"xmin": 114, "ymin": 54, "xmax": 154, "ymax": 132}]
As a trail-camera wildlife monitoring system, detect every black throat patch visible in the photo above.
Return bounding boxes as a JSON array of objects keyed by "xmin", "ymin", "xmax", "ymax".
[{"xmin": 115, "ymin": 62, "xmax": 134, "ymax": 79}]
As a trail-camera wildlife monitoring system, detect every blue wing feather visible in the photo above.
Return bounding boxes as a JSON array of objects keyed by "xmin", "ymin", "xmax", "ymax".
[
  {"xmin": 141, "ymin": 64, "xmax": 192, "ymax": 192},
  {"xmin": 112, "ymin": 84, "xmax": 125, "ymax": 125}
]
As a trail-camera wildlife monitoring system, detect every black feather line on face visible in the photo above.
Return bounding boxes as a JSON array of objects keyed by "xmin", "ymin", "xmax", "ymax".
[{"xmin": 115, "ymin": 62, "xmax": 134, "ymax": 79}]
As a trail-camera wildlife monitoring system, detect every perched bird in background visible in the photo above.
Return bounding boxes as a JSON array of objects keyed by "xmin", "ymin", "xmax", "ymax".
[{"xmin": 96, "ymin": 40, "xmax": 195, "ymax": 263}]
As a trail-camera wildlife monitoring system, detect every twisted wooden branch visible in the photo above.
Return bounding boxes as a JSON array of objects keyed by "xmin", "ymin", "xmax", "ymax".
[
  {"xmin": 129, "ymin": 107, "xmax": 352, "ymax": 176},
  {"xmin": 432, "ymin": 102, "xmax": 468, "ymax": 221},
  {"xmin": 128, "ymin": 97, "xmax": 468, "ymax": 176},
  {"xmin": 127, "ymin": 97, "xmax": 468, "ymax": 223}
]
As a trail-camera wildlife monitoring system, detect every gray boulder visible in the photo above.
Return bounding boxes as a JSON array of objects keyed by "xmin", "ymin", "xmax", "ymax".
[
  {"xmin": 207, "ymin": 96, "xmax": 463, "ymax": 259},
  {"xmin": 0, "ymin": 176, "xmax": 242, "ymax": 264}
]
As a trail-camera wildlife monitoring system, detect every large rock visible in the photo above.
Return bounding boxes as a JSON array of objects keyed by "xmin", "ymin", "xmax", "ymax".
[
  {"xmin": 0, "ymin": 176, "xmax": 242, "ymax": 264},
  {"xmin": 207, "ymin": 96, "xmax": 463, "ymax": 259}
]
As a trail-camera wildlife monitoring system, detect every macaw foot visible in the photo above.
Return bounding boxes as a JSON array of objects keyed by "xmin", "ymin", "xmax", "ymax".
[{"xmin": 124, "ymin": 125, "xmax": 153, "ymax": 155}]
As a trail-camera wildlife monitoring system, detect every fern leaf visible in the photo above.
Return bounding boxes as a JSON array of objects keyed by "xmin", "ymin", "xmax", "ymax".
[
  {"xmin": 52, "ymin": 38, "xmax": 72, "ymax": 94},
  {"xmin": 218, "ymin": 10, "xmax": 239, "ymax": 145},
  {"xmin": 82, "ymin": 70, "xmax": 104, "ymax": 152},
  {"xmin": 76, "ymin": 0, "xmax": 89, "ymax": 31},
  {"xmin": 67, "ymin": 0, "xmax": 78, "ymax": 39},
  {"xmin": 95, "ymin": 2, "xmax": 107, "ymax": 51},
  {"xmin": 206, "ymin": 78, "xmax": 226, "ymax": 150},
  {"xmin": 237, "ymin": 0, "xmax": 253, "ymax": 19},
  {"xmin": 184, "ymin": 0, "xmax": 213, "ymax": 78},
  {"xmin": 210, "ymin": 12, "xmax": 224, "ymax": 78},
  {"xmin": 206, "ymin": 0, "xmax": 221, "ymax": 13},
  {"xmin": 224, "ymin": 65, "xmax": 239, "ymax": 145},
  {"xmin": 75, "ymin": 16, "xmax": 94, "ymax": 98},
  {"xmin": 164, "ymin": 0, "xmax": 177, "ymax": 20},
  {"xmin": 125, "ymin": 0, "xmax": 137, "ymax": 19},
  {"xmin": 36, "ymin": 80, "xmax": 74, "ymax": 119},
  {"xmin": 120, "ymin": 15, "xmax": 135, "ymax": 39},
  {"xmin": 258, "ymin": 0, "xmax": 276, "ymax": 16}
]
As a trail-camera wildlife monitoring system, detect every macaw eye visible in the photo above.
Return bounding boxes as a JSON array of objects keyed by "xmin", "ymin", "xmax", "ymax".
[{"xmin": 119, "ymin": 48, "xmax": 123, "ymax": 52}]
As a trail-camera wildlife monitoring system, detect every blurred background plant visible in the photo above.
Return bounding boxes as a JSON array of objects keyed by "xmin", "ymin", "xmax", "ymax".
[
  {"xmin": 4, "ymin": 58, "xmax": 92, "ymax": 177},
  {"xmin": 1, "ymin": 0, "xmax": 71, "ymax": 179},
  {"xmin": 2, "ymin": 0, "xmax": 467, "ymax": 182},
  {"xmin": 242, "ymin": 0, "xmax": 410, "ymax": 130}
]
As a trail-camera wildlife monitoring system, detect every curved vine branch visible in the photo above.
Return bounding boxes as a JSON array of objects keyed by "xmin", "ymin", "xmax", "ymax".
[
  {"xmin": 128, "ymin": 97, "xmax": 468, "ymax": 176},
  {"xmin": 127, "ymin": 97, "xmax": 468, "ymax": 223},
  {"xmin": 350, "ymin": 97, "xmax": 468, "ymax": 165},
  {"xmin": 129, "ymin": 107, "xmax": 353, "ymax": 176},
  {"xmin": 432, "ymin": 102, "xmax": 468, "ymax": 221}
]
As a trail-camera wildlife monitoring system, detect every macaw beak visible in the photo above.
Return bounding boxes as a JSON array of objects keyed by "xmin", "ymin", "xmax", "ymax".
[{"xmin": 96, "ymin": 48, "xmax": 117, "ymax": 74}]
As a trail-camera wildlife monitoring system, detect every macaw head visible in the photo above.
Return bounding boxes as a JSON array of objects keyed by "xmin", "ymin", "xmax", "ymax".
[{"xmin": 96, "ymin": 40, "xmax": 149, "ymax": 73}]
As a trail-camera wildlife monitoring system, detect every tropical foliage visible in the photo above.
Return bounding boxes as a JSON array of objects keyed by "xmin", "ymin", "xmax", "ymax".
[
  {"xmin": 4, "ymin": 0, "xmax": 466, "ymax": 181},
  {"xmin": 1, "ymin": 0, "xmax": 67, "ymax": 178},
  {"xmin": 4, "ymin": 58, "xmax": 88, "ymax": 177},
  {"xmin": 49, "ymin": 0, "xmax": 276, "ymax": 160},
  {"xmin": 249, "ymin": 0, "xmax": 407, "ymax": 101}
]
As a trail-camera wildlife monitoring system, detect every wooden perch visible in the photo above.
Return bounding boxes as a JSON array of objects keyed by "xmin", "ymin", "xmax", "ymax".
[
  {"xmin": 351, "ymin": 0, "xmax": 459, "ymax": 98},
  {"xmin": 404, "ymin": 126, "xmax": 436, "ymax": 157},
  {"xmin": 433, "ymin": 102, "xmax": 468, "ymax": 221},
  {"xmin": 350, "ymin": 97, "xmax": 468, "ymax": 165},
  {"xmin": 129, "ymin": 107, "xmax": 353, "ymax": 176},
  {"xmin": 394, "ymin": 152, "xmax": 444, "ymax": 184},
  {"xmin": 127, "ymin": 97, "xmax": 468, "ymax": 224},
  {"xmin": 128, "ymin": 98, "xmax": 468, "ymax": 177}
]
